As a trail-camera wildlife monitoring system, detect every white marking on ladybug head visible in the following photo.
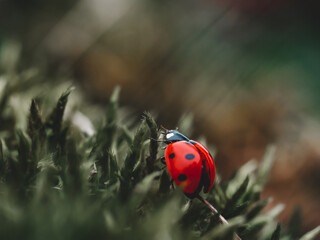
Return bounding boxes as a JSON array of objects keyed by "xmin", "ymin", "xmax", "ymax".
[{"xmin": 166, "ymin": 133, "xmax": 174, "ymax": 139}]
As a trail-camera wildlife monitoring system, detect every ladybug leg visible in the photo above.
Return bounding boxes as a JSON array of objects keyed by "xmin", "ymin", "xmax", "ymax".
[
  {"xmin": 149, "ymin": 137, "xmax": 166, "ymax": 142},
  {"xmin": 160, "ymin": 156, "xmax": 166, "ymax": 165},
  {"xmin": 160, "ymin": 166, "xmax": 167, "ymax": 170},
  {"xmin": 159, "ymin": 157, "xmax": 167, "ymax": 170},
  {"xmin": 170, "ymin": 179, "xmax": 175, "ymax": 189},
  {"xmin": 160, "ymin": 125, "xmax": 168, "ymax": 133},
  {"xmin": 160, "ymin": 157, "xmax": 167, "ymax": 170}
]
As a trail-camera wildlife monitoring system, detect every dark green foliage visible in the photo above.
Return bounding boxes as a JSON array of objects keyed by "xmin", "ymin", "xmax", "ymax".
[
  {"xmin": 0, "ymin": 141, "xmax": 4, "ymax": 178},
  {"xmin": 28, "ymin": 99, "xmax": 45, "ymax": 140},
  {"xmin": 223, "ymin": 176, "xmax": 249, "ymax": 218},
  {"xmin": 0, "ymin": 68, "xmax": 319, "ymax": 240},
  {"xmin": 271, "ymin": 224, "xmax": 281, "ymax": 240},
  {"xmin": 45, "ymin": 88, "xmax": 72, "ymax": 133},
  {"xmin": 45, "ymin": 88, "xmax": 73, "ymax": 152},
  {"xmin": 143, "ymin": 111, "xmax": 159, "ymax": 173},
  {"xmin": 240, "ymin": 219, "xmax": 268, "ymax": 239},
  {"xmin": 246, "ymin": 198, "xmax": 271, "ymax": 221},
  {"xmin": 287, "ymin": 207, "xmax": 302, "ymax": 239},
  {"xmin": 201, "ymin": 217, "xmax": 244, "ymax": 240},
  {"xmin": 95, "ymin": 86, "xmax": 119, "ymax": 151},
  {"xmin": 0, "ymin": 81, "xmax": 10, "ymax": 116},
  {"xmin": 158, "ymin": 169, "xmax": 171, "ymax": 195},
  {"xmin": 119, "ymin": 122, "xmax": 148, "ymax": 199}
]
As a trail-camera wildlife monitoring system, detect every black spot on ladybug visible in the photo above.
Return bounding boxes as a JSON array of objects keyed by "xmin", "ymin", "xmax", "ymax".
[
  {"xmin": 178, "ymin": 174, "xmax": 187, "ymax": 181},
  {"xmin": 185, "ymin": 154, "xmax": 195, "ymax": 160},
  {"xmin": 169, "ymin": 153, "xmax": 175, "ymax": 159}
]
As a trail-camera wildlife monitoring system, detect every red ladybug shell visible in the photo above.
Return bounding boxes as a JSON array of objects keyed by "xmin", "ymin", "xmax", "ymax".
[
  {"xmin": 190, "ymin": 141, "xmax": 216, "ymax": 193},
  {"xmin": 165, "ymin": 141, "xmax": 202, "ymax": 195}
]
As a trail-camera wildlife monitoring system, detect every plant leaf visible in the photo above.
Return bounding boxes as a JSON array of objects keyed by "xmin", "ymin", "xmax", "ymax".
[{"xmin": 299, "ymin": 226, "xmax": 320, "ymax": 240}]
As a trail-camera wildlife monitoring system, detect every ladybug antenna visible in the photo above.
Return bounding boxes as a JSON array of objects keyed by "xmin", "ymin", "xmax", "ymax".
[
  {"xmin": 160, "ymin": 125, "xmax": 168, "ymax": 133},
  {"xmin": 149, "ymin": 137, "xmax": 166, "ymax": 142},
  {"xmin": 196, "ymin": 195, "xmax": 242, "ymax": 240}
]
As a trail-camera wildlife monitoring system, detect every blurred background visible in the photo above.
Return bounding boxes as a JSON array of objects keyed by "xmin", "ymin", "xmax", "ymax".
[{"xmin": 0, "ymin": 0, "xmax": 319, "ymax": 233}]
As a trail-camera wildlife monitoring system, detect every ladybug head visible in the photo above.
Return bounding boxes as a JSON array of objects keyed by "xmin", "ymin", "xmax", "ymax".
[{"xmin": 163, "ymin": 129, "xmax": 190, "ymax": 143}]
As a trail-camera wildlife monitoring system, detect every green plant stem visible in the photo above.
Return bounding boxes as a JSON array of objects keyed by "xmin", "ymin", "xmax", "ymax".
[{"xmin": 197, "ymin": 195, "xmax": 242, "ymax": 240}]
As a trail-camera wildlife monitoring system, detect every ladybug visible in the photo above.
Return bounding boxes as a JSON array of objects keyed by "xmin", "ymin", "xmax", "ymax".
[
  {"xmin": 159, "ymin": 128, "xmax": 242, "ymax": 240},
  {"xmin": 161, "ymin": 128, "xmax": 216, "ymax": 198}
]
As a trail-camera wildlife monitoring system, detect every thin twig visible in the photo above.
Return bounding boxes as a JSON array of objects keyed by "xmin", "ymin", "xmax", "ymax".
[{"xmin": 197, "ymin": 195, "xmax": 242, "ymax": 240}]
